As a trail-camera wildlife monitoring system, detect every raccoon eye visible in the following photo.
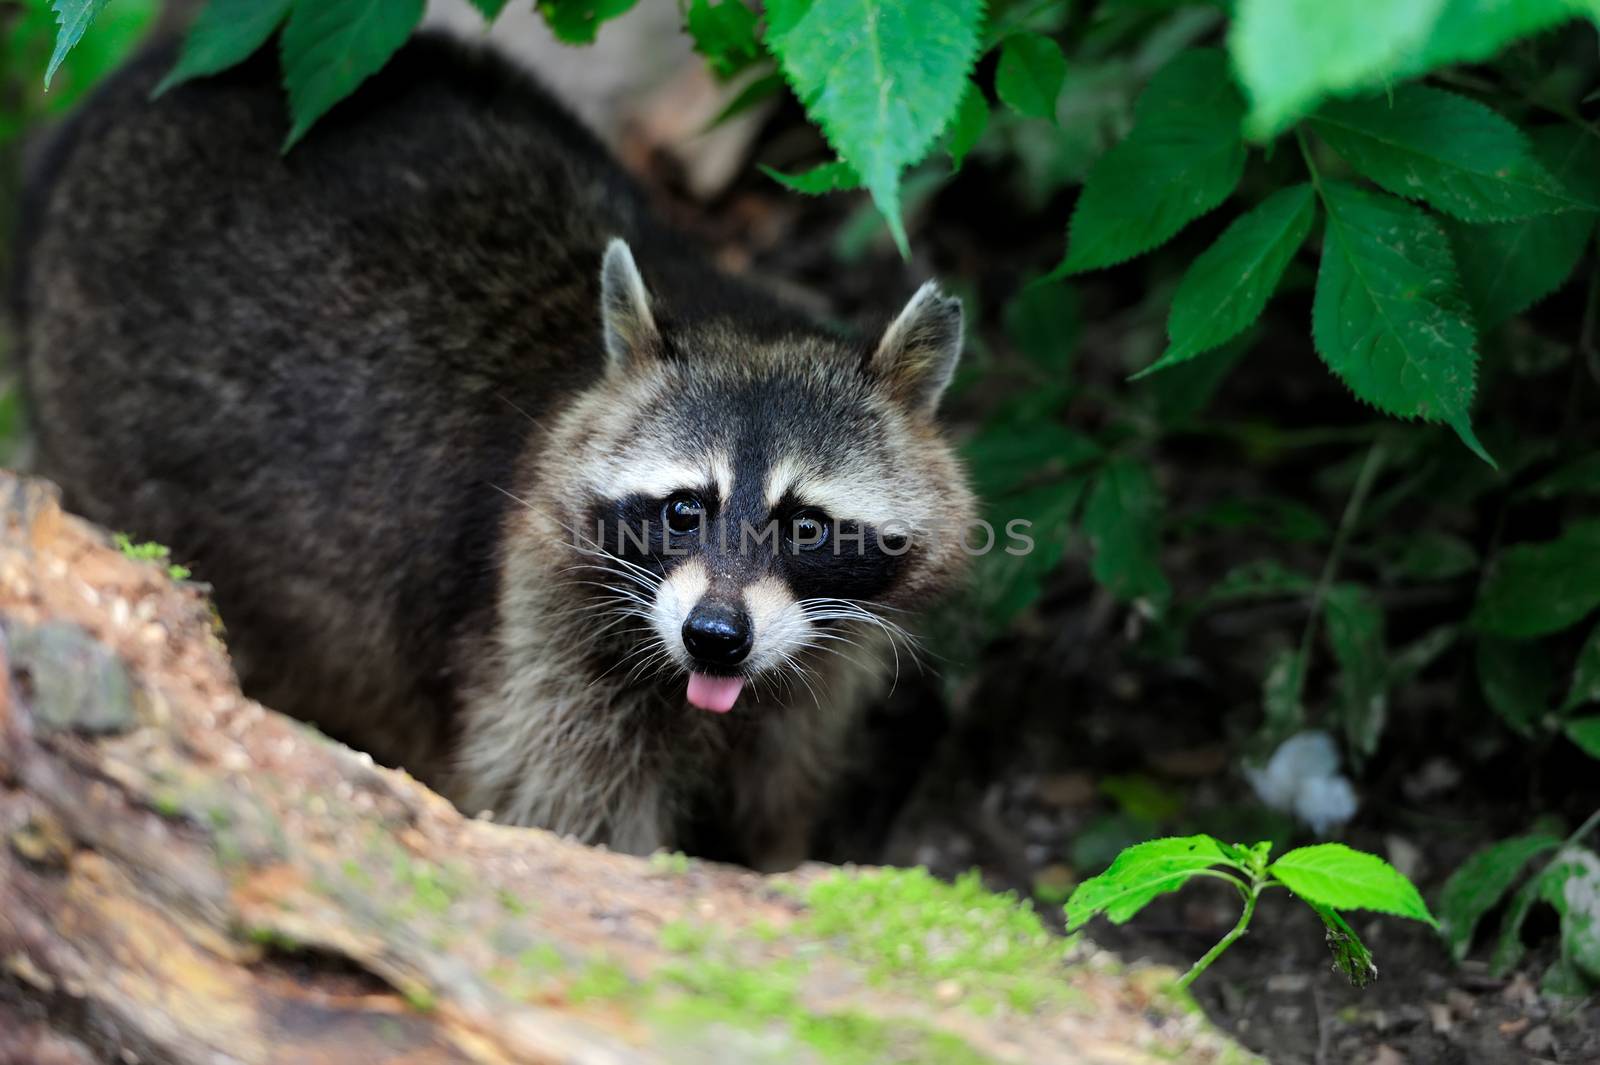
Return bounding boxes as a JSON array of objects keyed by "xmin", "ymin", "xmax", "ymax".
[
  {"xmin": 663, "ymin": 493, "xmax": 706, "ymax": 534},
  {"xmin": 787, "ymin": 509, "xmax": 830, "ymax": 550}
]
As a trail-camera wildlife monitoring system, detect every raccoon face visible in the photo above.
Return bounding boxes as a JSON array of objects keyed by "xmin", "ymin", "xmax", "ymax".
[{"xmin": 551, "ymin": 240, "xmax": 974, "ymax": 714}]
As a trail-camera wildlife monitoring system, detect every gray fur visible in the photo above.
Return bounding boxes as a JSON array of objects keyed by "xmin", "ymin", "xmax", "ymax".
[{"xmin": 12, "ymin": 34, "xmax": 975, "ymax": 868}]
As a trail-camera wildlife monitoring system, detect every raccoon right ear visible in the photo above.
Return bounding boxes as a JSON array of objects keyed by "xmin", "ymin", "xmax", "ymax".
[
  {"xmin": 600, "ymin": 239, "xmax": 661, "ymax": 372},
  {"xmin": 869, "ymin": 282, "xmax": 964, "ymax": 414}
]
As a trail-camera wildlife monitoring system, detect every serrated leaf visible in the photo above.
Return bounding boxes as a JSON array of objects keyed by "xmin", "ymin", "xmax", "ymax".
[
  {"xmin": 1083, "ymin": 456, "xmax": 1171, "ymax": 610},
  {"xmin": 1567, "ymin": 717, "xmax": 1600, "ymax": 759},
  {"xmin": 1139, "ymin": 184, "xmax": 1315, "ymax": 378},
  {"xmin": 1270, "ymin": 843, "xmax": 1438, "ymax": 927},
  {"xmin": 1474, "ymin": 519, "xmax": 1600, "ymax": 638},
  {"xmin": 1057, "ymin": 49, "xmax": 1246, "ymax": 275},
  {"xmin": 947, "ymin": 79, "xmax": 989, "ymax": 171},
  {"xmin": 1406, "ymin": 0, "xmax": 1589, "ymax": 74},
  {"xmin": 1325, "ymin": 584, "xmax": 1388, "ymax": 757},
  {"xmin": 1438, "ymin": 833, "xmax": 1563, "ymax": 962},
  {"xmin": 766, "ymin": 0, "xmax": 983, "ymax": 258},
  {"xmin": 1311, "ymin": 86, "xmax": 1593, "ymax": 223},
  {"xmin": 707, "ymin": 70, "xmax": 784, "ymax": 129},
  {"xmin": 760, "ymin": 160, "xmax": 861, "ymax": 195},
  {"xmin": 1312, "ymin": 182, "xmax": 1490, "ymax": 464},
  {"xmin": 44, "ymin": 0, "xmax": 110, "ymax": 87},
  {"xmin": 1311, "ymin": 903, "xmax": 1379, "ymax": 987},
  {"xmin": 538, "ymin": 0, "xmax": 641, "ymax": 44},
  {"xmin": 1064, "ymin": 835, "xmax": 1234, "ymax": 930},
  {"xmin": 996, "ymin": 31, "xmax": 1066, "ymax": 120},
  {"xmin": 1564, "ymin": 621, "xmax": 1600, "ymax": 712},
  {"xmin": 1476, "ymin": 636, "xmax": 1552, "ymax": 736},
  {"xmin": 280, "ymin": 0, "xmax": 424, "ymax": 150},
  {"xmin": 685, "ymin": 0, "xmax": 760, "ymax": 78},
  {"xmin": 1449, "ymin": 126, "xmax": 1600, "ymax": 329},
  {"xmin": 1229, "ymin": 0, "xmax": 1446, "ymax": 138},
  {"xmin": 156, "ymin": 0, "xmax": 293, "ymax": 97}
]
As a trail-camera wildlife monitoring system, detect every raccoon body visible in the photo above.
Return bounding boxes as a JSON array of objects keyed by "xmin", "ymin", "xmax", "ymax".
[{"xmin": 13, "ymin": 35, "xmax": 974, "ymax": 868}]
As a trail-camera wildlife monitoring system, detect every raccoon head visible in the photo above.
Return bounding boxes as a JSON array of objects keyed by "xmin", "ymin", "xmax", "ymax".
[{"xmin": 547, "ymin": 238, "xmax": 974, "ymax": 714}]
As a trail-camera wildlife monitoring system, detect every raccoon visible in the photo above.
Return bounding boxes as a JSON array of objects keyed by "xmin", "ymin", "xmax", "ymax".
[{"xmin": 12, "ymin": 34, "xmax": 975, "ymax": 869}]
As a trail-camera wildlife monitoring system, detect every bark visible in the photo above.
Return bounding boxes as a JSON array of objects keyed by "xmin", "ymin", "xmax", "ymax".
[{"xmin": 0, "ymin": 473, "xmax": 1254, "ymax": 1064}]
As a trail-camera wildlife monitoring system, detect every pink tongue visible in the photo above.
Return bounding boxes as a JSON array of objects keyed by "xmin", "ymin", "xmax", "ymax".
[{"xmin": 687, "ymin": 672, "xmax": 745, "ymax": 713}]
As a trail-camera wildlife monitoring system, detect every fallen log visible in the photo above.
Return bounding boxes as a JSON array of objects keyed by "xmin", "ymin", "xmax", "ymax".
[{"xmin": 0, "ymin": 472, "xmax": 1254, "ymax": 1064}]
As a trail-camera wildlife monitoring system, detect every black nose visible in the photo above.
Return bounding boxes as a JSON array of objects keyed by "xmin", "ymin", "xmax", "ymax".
[{"xmin": 681, "ymin": 604, "xmax": 753, "ymax": 667}]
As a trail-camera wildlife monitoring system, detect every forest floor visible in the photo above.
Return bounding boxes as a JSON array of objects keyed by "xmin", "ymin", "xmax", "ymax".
[{"xmin": 632, "ymin": 96, "xmax": 1600, "ymax": 1065}]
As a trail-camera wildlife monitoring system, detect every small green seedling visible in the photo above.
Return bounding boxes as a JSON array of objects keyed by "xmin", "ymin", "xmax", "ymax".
[
  {"xmin": 1065, "ymin": 835, "xmax": 1436, "ymax": 990},
  {"xmin": 114, "ymin": 532, "xmax": 191, "ymax": 582}
]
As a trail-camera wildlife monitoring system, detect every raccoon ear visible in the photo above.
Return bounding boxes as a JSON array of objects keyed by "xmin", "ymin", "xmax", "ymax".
[
  {"xmin": 869, "ymin": 282, "xmax": 964, "ymax": 414},
  {"xmin": 599, "ymin": 238, "xmax": 660, "ymax": 371}
]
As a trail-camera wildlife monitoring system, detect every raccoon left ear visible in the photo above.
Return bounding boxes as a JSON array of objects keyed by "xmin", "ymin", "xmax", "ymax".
[
  {"xmin": 599, "ymin": 238, "xmax": 661, "ymax": 372},
  {"xmin": 869, "ymin": 282, "xmax": 964, "ymax": 414}
]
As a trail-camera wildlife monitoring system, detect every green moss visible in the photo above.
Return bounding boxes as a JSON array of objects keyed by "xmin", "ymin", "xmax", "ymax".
[
  {"xmin": 150, "ymin": 791, "xmax": 183, "ymax": 818},
  {"xmin": 650, "ymin": 850, "xmax": 691, "ymax": 875},
  {"xmin": 113, "ymin": 532, "xmax": 191, "ymax": 581},
  {"xmin": 244, "ymin": 925, "xmax": 302, "ymax": 951},
  {"xmin": 797, "ymin": 867, "xmax": 1075, "ymax": 1014},
  {"xmin": 650, "ymin": 959, "xmax": 995, "ymax": 1065},
  {"xmin": 567, "ymin": 958, "xmax": 636, "ymax": 1004},
  {"xmin": 402, "ymin": 983, "xmax": 437, "ymax": 1012},
  {"xmin": 391, "ymin": 854, "xmax": 462, "ymax": 915},
  {"xmin": 659, "ymin": 919, "xmax": 711, "ymax": 954},
  {"xmin": 497, "ymin": 888, "xmax": 530, "ymax": 915}
]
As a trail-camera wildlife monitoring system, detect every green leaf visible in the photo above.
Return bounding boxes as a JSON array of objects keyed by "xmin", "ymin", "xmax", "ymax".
[
  {"xmin": 1310, "ymin": 86, "xmax": 1593, "ymax": 224},
  {"xmin": 766, "ymin": 0, "xmax": 983, "ymax": 257},
  {"xmin": 1261, "ymin": 646, "xmax": 1307, "ymax": 740},
  {"xmin": 1003, "ymin": 277, "xmax": 1078, "ymax": 373},
  {"xmin": 966, "ymin": 476, "xmax": 1091, "ymax": 630},
  {"xmin": 1139, "ymin": 184, "xmax": 1315, "ymax": 378},
  {"xmin": 1437, "ymin": 833, "xmax": 1563, "ymax": 962},
  {"xmin": 1312, "ymin": 182, "xmax": 1489, "ymax": 464},
  {"xmin": 1386, "ymin": 625, "xmax": 1459, "ymax": 688},
  {"xmin": 1310, "ymin": 903, "xmax": 1379, "ymax": 988},
  {"xmin": 45, "ymin": 0, "xmax": 110, "ymax": 87},
  {"xmin": 1540, "ymin": 847, "xmax": 1600, "ymax": 983},
  {"xmin": 1083, "ymin": 456, "xmax": 1171, "ymax": 609},
  {"xmin": 1449, "ymin": 126, "xmax": 1600, "ymax": 329},
  {"xmin": 1521, "ymin": 450, "xmax": 1600, "ymax": 503},
  {"xmin": 1270, "ymin": 843, "xmax": 1438, "ymax": 927},
  {"xmin": 1057, "ymin": 49, "xmax": 1246, "ymax": 275},
  {"xmin": 1567, "ymin": 717, "xmax": 1600, "ymax": 759},
  {"xmin": 467, "ymin": 0, "xmax": 510, "ymax": 18},
  {"xmin": 1474, "ymin": 519, "xmax": 1600, "ymax": 639},
  {"xmin": 1406, "ymin": 0, "xmax": 1589, "ymax": 74},
  {"xmin": 280, "ymin": 0, "xmax": 425, "ymax": 150},
  {"xmin": 155, "ymin": 0, "xmax": 293, "ymax": 96},
  {"xmin": 1064, "ymin": 835, "xmax": 1234, "ymax": 930},
  {"xmin": 1229, "ymin": 0, "xmax": 1445, "ymax": 138},
  {"xmin": 995, "ymin": 31, "xmax": 1066, "ymax": 120},
  {"xmin": 1325, "ymin": 584, "xmax": 1388, "ymax": 758},
  {"xmin": 1475, "ymin": 636, "xmax": 1552, "ymax": 736},
  {"xmin": 759, "ymin": 160, "xmax": 862, "ymax": 195},
  {"xmin": 538, "ymin": 0, "xmax": 641, "ymax": 44},
  {"xmin": 1492, "ymin": 874, "xmax": 1545, "ymax": 975},
  {"xmin": 946, "ymin": 79, "xmax": 989, "ymax": 171},
  {"xmin": 1564, "ymin": 620, "xmax": 1600, "ymax": 712},
  {"xmin": 1383, "ymin": 531, "xmax": 1479, "ymax": 582},
  {"xmin": 684, "ymin": 0, "xmax": 760, "ymax": 78}
]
